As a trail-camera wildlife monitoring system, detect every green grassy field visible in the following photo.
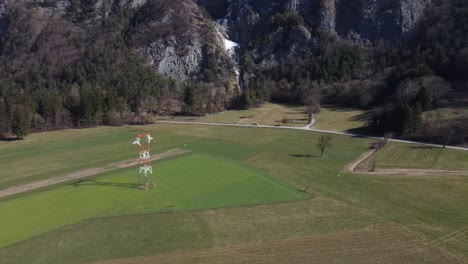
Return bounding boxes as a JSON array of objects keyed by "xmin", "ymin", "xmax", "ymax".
[
  {"xmin": 314, "ymin": 105, "xmax": 369, "ymax": 132},
  {"xmin": 363, "ymin": 142, "xmax": 468, "ymax": 170},
  {"xmin": 0, "ymin": 126, "xmax": 193, "ymax": 190},
  {"xmin": 0, "ymin": 153, "xmax": 306, "ymax": 247},
  {"xmin": 157, "ymin": 102, "xmax": 309, "ymax": 127},
  {"xmin": 432, "ymin": 107, "xmax": 468, "ymax": 121},
  {"xmin": 0, "ymin": 124, "xmax": 467, "ymax": 263},
  {"xmin": 157, "ymin": 102, "xmax": 371, "ymax": 132}
]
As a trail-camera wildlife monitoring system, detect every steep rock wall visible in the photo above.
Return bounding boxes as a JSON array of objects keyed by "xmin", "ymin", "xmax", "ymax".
[
  {"xmin": 204, "ymin": 0, "xmax": 433, "ymax": 45},
  {"xmin": 335, "ymin": 0, "xmax": 432, "ymax": 43},
  {"xmin": 131, "ymin": 0, "xmax": 229, "ymax": 81},
  {"xmin": 0, "ymin": 0, "xmax": 434, "ymax": 82}
]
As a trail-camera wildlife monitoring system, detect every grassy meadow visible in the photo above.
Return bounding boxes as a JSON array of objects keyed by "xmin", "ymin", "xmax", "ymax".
[
  {"xmin": 157, "ymin": 103, "xmax": 310, "ymax": 127},
  {"xmin": 156, "ymin": 102, "xmax": 371, "ymax": 133},
  {"xmin": 0, "ymin": 153, "xmax": 306, "ymax": 247},
  {"xmin": 313, "ymin": 105, "xmax": 369, "ymax": 132},
  {"xmin": 363, "ymin": 142, "xmax": 468, "ymax": 171},
  {"xmin": 432, "ymin": 107, "xmax": 468, "ymax": 121},
  {"xmin": 0, "ymin": 126, "xmax": 190, "ymax": 190},
  {"xmin": 0, "ymin": 123, "xmax": 467, "ymax": 263}
]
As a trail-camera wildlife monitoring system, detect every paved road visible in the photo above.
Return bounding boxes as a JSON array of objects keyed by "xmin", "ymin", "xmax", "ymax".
[{"xmin": 156, "ymin": 120, "xmax": 468, "ymax": 152}]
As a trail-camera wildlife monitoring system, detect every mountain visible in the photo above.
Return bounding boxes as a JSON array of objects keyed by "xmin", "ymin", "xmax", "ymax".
[
  {"xmin": 201, "ymin": 0, "xmax": 431, "ymax": 44},
  {"xmin": 0, "ymin": 0, "xmax": 434, "ymax": 88},
  {"xmin": 0, "ymin": 0, "xmax": 467, "ymax": 143}
]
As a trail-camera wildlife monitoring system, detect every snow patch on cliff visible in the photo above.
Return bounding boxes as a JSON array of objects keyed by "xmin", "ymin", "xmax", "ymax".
[
  {"xmin": 215, "ymin": 18, "xmax": 241, "ymax": 89},
  {"xmin": 223, "ymin": 38, "xmax": 238, "ymax": 53}
]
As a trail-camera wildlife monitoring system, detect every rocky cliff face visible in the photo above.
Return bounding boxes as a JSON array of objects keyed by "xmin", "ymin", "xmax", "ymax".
[
  {"xmin": 193, "ymin": 0, "xmax": 434, "ymax": 78},
  {"xmin": 138, "ymin": 38, "xmax": 204, "ymax": 82},
  {"xmin": 199, "ymin": 0, "xmax": 432, "ymax": 45},
  {"xmin": 0, "ymin": 0, "xmax": 148, "ymax": 37},
  {"xmin": 131, "ymin": 0, "xmax": 212, "ymax": 81},
  {"xmin": 0, "ymin": 0, "xmax": 147, "ymax": 16},
  {"xmin": 334, "ymin": 0, "xmax": 432, "ymax": 43},
  {"xmin": 0, "ymin": 0, "xmax": 11, "ymax": 37},
  {"xmin": 0, "ymin": 0, "xmax": 433, "ymax": 83},
  {"xmin": 129, "ymin": 0, "xmax": 236, "ymax": 82},
  {"xmin": 0, "ymin": 0, "xmax": 233, "ymax": 83}
]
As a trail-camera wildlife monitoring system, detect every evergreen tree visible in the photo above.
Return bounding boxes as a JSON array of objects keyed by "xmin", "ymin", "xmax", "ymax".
[
  {"xmin": 184, "ymin": 84, "xmax": 195, "ymax": 114},
  {"xmin": 0, "ymin": 100, "xmax": 9, "ymax": 135},
  {"xmin": 11, "ymin": 104, "xmax": 30, "ymax": 139},
  {"xmin": 416, "ymin": 87, "xmax": 432, "ymax": 111},
  {"xmin": 105, "ymin": 89, "xmax": 118, "ymax": 112},
  {"xmin": 409, "ymin": 102, "xmax": 423, "ymax": 134},
  {"xmin": 399, "ymin": 103, "xmax": 413, "ymax": 136},
  {"xmin": 79, "ymin": 83, "xmax": 96, "ymax": 126}
]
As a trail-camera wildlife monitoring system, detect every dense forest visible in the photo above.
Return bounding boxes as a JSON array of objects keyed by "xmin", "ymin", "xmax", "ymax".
[
  {"xmin": 370, "ymin": 0, "xmax": 468, "ymax": 144},
  {"xmin": 0, "ymin": 3, "xmax": 174, "ymax": 138},
  {"xmin": 0, "ymin": 0, "xmax": 467, "ymax": 145},
  {"xmin": 238, "ymin": 0, "xmax": 468, "ymax": 145},
  {"xmin": 0, "ymin": 1, "xmax": 235, "ymax": 138}
]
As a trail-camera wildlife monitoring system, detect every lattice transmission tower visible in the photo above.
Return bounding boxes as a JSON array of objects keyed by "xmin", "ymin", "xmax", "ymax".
[{"xmin": 132, "ymin": 131, "xmax": 155, "ymax": 189}]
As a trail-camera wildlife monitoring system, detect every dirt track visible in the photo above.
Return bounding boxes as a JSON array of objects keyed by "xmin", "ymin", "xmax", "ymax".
[
  {"xmin": 0, "ymin": 148, "xmax": 191, "ymax": 199},
  {"xmin": 345, "ymin": 150, "xmax": 468, "ymax": 176}
]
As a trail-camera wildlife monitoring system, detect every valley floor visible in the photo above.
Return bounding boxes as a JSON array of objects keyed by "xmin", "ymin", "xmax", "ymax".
[{"xmin": 0, "ymin": 123, "xmax": 467, "ymax": 263}]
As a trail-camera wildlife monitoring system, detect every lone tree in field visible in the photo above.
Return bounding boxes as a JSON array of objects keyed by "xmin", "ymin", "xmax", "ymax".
[{"xmin": 316, "ymin": 135, "xmax": 332, "ymax": 157}]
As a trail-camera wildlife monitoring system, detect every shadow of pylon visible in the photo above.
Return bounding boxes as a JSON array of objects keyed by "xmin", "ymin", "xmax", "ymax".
[{"xmin": 71, "ymin": 179, "xmax": 140, "ymax": 189}]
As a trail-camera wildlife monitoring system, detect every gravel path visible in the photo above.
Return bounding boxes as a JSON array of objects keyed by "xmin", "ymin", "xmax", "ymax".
[
  {"xmin": 156, "ymin": 121, "xmax": 468, "ymax": 152},
  {"xmin": 302, "ymin": 114, "xmax": 316, "ymax": 129},
  {"xmin": 0, "ymin": 148, "xmax": 191, "ymax": 199}
]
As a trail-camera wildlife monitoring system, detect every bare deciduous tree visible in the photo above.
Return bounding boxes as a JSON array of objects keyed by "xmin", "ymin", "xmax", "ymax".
[{"xmin": 316, "ymin": 135, "xmax": 332, "ymax": 157}]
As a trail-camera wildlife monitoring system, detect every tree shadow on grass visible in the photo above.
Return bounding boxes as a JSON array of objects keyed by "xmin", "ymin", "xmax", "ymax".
[
  {"xmin": 410, "ymin": 145, "xmax": 437, "ymax": 150},
  {"xmin": 349, "ymin": 110, "xmax": 376, "ymax": 122},
  {"xmin": 70, "ymin": 179, "xmax": 139, "ymax": 189},
  {"xmin": 346, "ymin": 126, "xmax": 375, "ymax": 136},
  {"xmin": 0, "ymin": 136, "xmax": 21, "ymax": 142},
  {"xmin": 291, "ymin": 154, "xmax": 320, "ymax": 158},
  {"xmin": 286, "ymin": 111, "xmax": 308, "ymax": 115}
]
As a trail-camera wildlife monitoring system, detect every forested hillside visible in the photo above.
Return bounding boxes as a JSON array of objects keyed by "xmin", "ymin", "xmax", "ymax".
[
  {"xmin": 0, "ymin": 0, "xmax": 466, "ymax": 144},
  {"xmin": 369, "ymin": 0, "xmax": 468, "ymax": 144},
  {"xmin": 0, "ymin": 2, "xmax": 172, "ymax": 138},
  {"xmin": 0, "ymin": 0, "xmax": 235, "ymax": 138}
]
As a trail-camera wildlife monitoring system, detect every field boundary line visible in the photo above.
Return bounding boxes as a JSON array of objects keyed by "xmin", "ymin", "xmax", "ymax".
[
  {"xmin": 0, "ymin": 148, "xmax": 191, "ymax": 199},
  {"xmin": 343, "ymin": 150, "xmax": 376, "ymax": 173},
  {"xmin": 345, "ymin": 149, "xmax": 468, "ymax": 177}
]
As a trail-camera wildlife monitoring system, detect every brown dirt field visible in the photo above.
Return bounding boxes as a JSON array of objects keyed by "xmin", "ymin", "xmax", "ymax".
[
  {"xmin": 95, "ymin": 224, "xmax": 465, "ymax": 264},
  {"xmin": 345, "ymin": 150, "xmax": 468, "ymax": 177},
  {"xmin": 0, "ymin": 148, "xmax": 190, "ymax": 199}
]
